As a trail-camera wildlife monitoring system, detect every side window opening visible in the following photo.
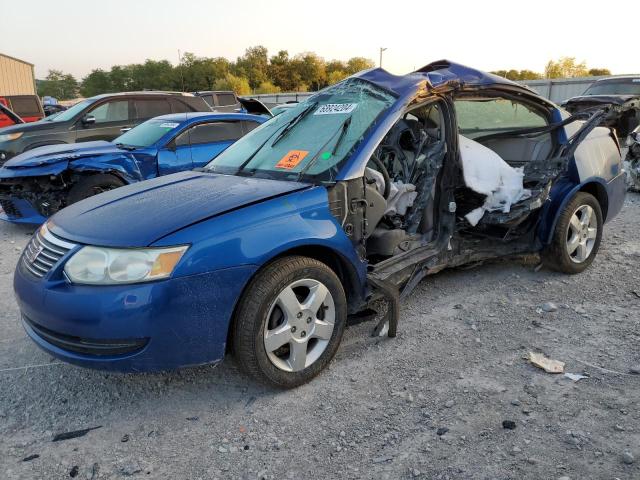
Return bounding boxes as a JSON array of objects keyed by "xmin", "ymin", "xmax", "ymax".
[
  {"xmin": 200, "ymin": 95, "xmax": 214, "ymax": 107},
  {"xmin": 189, "ymin": 122, "xmax": 243, "ymax": 145},
  {"xmin": 88, "ymin": 100, "xmax": 129, "ymax": 124},
  {"xmin": 171, "ymin": 100, "xmax": 191, "ymax": 113},
  {"xmin": 454, "ymin": 96, "xmax": 552, "ymax": 166},
  {"xmin": 174, "ymin": 121, "xmax": 243, "ymax": 148},
  {"xmin": 134, "ymin": 99, "xmax": 172, "ymax": 120},
  {"xmin": 365, "ymin": 101, "xmax": 449, "ymax": 262},
  {"xmin": 453, "ymin": 95, "xmax": 554, "ymax": 231},
  {"xmin": 9, "ymin": 97, "xmax": 41, "ymax": 117},
  {"xmin": 216, "ymin": 93, "xmax": 237, "ymax": 107}
]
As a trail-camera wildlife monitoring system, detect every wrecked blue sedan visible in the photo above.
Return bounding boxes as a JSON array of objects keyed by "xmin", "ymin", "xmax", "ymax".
[
  {"xmin": 0, "ymin": 112, "xmax": 265, "ymax": 224},
  {"xmin": 15, "ymin": 61, "xmax": 625, "ymax": 388}
]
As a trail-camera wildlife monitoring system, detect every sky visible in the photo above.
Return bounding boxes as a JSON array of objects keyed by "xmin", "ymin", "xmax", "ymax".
[{"xmin": 1, "ymin": 0, "xmax": 638, "ymax": 79}]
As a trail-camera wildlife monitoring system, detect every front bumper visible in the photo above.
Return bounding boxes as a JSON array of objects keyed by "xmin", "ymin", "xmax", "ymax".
[
  {"xmin": 14, "ymin": 260, "xmax": 257, "ymax": 372},
  {"xmin": 0, "ymin": 196, "xmax": 47, "ymax": 224}
]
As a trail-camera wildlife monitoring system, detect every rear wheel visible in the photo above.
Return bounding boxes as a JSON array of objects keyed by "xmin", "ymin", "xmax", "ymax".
[
  {"xmin": 232, "ymin": 256, "xmax": 347, "ymax": 388},
  {"xmin": 67, "ymin": 174, "xmax": 125, "ymax": 205},
  {"xmin": 544, "ymin": 192, "xmax": 603, "ymax": 274}
]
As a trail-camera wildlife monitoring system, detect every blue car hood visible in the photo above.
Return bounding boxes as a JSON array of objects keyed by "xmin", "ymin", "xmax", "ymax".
[
  {"xmin": 4, "ymin": 141, "xmax": 115, "ymax": 168},
  {"xmin": 49, "ymin": 171, "xmax": 311, "ymax": 247}
]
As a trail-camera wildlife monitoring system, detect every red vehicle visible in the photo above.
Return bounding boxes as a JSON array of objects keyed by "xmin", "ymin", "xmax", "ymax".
[{"xmin": 0, "ymin": 95, "xmax": 44, "ymax": 128}]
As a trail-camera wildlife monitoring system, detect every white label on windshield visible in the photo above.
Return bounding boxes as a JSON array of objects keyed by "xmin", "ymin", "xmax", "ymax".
[
  {"xmin": 314, "ymin": 103, "xmax": 357, "ymax": 115},
  {"xmin": 159, "ymin": 122, "xmax": 180, "ymax": 128},
  {"xmin": 633, "ymin": 79, "xmax": 640, "ymax": 83}
]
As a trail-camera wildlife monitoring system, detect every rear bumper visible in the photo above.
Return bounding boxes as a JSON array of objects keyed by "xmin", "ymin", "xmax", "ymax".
[
  {"xmin": 15, "ymin": 262, "xmax": 258, "ymax": 372},
  {"xmin": 0, "ymin": 197, "xmax": 47, "ymax": 224}
]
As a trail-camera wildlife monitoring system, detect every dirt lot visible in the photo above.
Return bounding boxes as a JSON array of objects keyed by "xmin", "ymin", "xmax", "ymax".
[{"xmin": 0, "ymin": 193, "xmax": 638, "ymax": 480}]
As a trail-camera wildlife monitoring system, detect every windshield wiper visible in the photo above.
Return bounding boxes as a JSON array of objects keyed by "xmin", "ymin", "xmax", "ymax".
[
  {"xmin": 271, "ymin": 101, "xmax": 318, "ymax": 147},
  {"xmin": 296, "ymin": 116, "xmax": 352, "ymax": 182},
  {"xmin": 115, "ymin": 143, "xmax": 137, "ymax": 151}
]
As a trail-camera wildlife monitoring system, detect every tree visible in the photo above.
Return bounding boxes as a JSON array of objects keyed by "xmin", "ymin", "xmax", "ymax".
[
  {"xmin": 544, "ymin": 57, "xmax": 588, "ymax": 79},
  {"xmin": 327, "ymin": 70, "xmax": 349, "ymax": 85},
  {"xmin": 588, "ymin": 68, "xmax": 611, "ymax": 77},
  {"xmin": 37, "ymin": 70, "xmax": 78, "ymax": 100},
  {"xmin": 518, "ymin": 69, "xmax": 543, "ymax": 80},
  {"xmin": 326, "ymin": 60, "xmax": 347, "ymax": 74},
  {"xmin": 71, "ymin": 45, "xmax": 379, "ymax": 98},
  {"xmin": 291, "ymin": 52, "xmax": 326, "ymax": 91},
  {"xmin": 80, "ymin": 69, "xmax": 113, "ymax": 97},
  {"xmin": 255, "ymin": 81, "xmax": 281, "ymax": 94},
  {"xmin": 213, "ymin": 74, "xmax": 251, "ymax": 95},
  {"xmin": 490, "ymin": 69, "xmax": 543, "ymax": 80},
  {"xmin": 179, "ymin": 52, "xmax": 223, "ymax": 91},
  {"xmin": 128, "ymin": 59, "xmax": 174, "ymax": 91},
  {"xmin": 109, "ymin": 65, "xmax": 134, "ymax": 91},
  {"xmin": 235, "ymin": 46, "xmax": 269, "ymax": 91},
  {"xmin": 269, "ymin": 50, "xmax": 299, "ymax": 91},
  {"xmin": 345, "ymin": 57, "xmax": 375, "ymax": 74}
]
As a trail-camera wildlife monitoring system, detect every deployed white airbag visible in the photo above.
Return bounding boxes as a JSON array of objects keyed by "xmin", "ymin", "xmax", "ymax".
[{"xmin": 459, "ymin": 135, "xmax": 530, "ymax": 226}]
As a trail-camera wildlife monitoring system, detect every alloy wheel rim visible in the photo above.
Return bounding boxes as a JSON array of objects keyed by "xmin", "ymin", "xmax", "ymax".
[
  {"xmin": 263, "ymin": 278, "xmax": 335, "ymax": 372},
  {"xmin": 566, "ymin": 204, "xmax": 597, "ymax": 263}
]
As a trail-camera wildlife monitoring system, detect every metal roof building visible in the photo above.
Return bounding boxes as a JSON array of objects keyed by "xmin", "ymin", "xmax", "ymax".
[{"xmin": 0, "ymin": 53, "xmax": 37, "ymax": 96}]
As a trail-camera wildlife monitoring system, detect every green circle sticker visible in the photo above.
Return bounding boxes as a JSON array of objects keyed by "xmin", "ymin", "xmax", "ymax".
[{"xmin": 321, "ymin": 151, "xmax": 332, "ymax": 160}]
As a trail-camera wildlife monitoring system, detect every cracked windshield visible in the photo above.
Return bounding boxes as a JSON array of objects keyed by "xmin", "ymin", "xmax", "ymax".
[{"xmin": 206, "ymin": 79, "xmax": 395, "ymax": 182}]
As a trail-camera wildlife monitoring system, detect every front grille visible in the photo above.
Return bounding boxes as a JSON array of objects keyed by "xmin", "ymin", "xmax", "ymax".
[
  {"xmin": 22, "ymin": 225, "xmax": 76, "ymax": 278},
  {"xmin": 0, "ymin": 198, "xmax": 21, "ymax": 218},
  {"xmin": 23, "ymin": 315, "xmax": 149, "ymax": 356}
]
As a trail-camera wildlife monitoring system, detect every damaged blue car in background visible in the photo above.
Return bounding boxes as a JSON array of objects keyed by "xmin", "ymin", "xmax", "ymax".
[
  {"xmin": 14, "ymin": 61, "xmax": 625, "ymax": 388},
  {"xmin": 0, "ymin": 112, "xmax": 265, "ymax": 224}
]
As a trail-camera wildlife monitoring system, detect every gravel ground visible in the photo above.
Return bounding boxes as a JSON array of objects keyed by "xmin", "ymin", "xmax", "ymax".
[{"xmin": 1, "ymin": 193, "xmax": 639, "ymax": 480}]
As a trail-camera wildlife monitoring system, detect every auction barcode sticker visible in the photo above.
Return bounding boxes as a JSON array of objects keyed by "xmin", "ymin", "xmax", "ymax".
[
  {"xmin": 314, "ymin": 103, "xmax": 357, "ymax": 115},
  {"xmin": 160, "ymin": 122, "xmax": 180, "ymax": 128}
]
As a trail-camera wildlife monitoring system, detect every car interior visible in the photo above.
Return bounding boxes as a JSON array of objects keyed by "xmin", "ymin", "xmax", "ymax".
[
  {"xmin": 362, "ymin": 93, "xmax": 558, "ymax": 264},
  {"xmin": 363, "ymin": 101, "xmax": 448, "ymax": 262}
]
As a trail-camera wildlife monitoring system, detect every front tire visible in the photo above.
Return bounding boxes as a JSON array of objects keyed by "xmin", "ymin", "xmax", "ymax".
[
  {"xmin": 544, "ymin": 192, "xmax": 603, "ymax": 274},
  {"xmin": 232, "ymin": 256, "xmax": 347, "ymax": 388},
  {"xmin": 67, "ymin": 174, "xmax": 125, "ymax": 205}
]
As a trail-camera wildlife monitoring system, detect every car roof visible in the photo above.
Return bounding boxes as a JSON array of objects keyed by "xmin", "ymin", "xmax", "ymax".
[
  {"xmin": 89, "ymin": 91, "xmax": 197, "ymax": 101},
  {"xmin": 194, "ymin": 91, "xmax": 236, "ymax": 95},
  {"xmin": 593, "ymin": 75, "xmax": 640, "ymax": 82},
  {"xmin": 149, "ymin": 112, "xmax": 265, "ymax": 123},
  {"xmin": 353, "ymin": 60, "xmax": 529, "ymax": 99}
]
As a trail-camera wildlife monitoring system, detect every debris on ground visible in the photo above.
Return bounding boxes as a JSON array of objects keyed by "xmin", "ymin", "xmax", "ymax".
[
  {"xmin": 528, "ymin": 352, "xmax": 565, "ymax": 373},
  {"xmin": 52, "ymin": 426, "xmax": 102, "ymax": 442},
  {"xmin": 563, "ymin": 372, "xmax": 588, "ymax": 382},
  {"xmin": 502, "ymin": 420, "xmax": 517, "ymax": 430},
  {"xmin": 621, "ymin": 451, "xmax": 635, "ymax": 465},
  {"xmin": 541, "ymin": 302, "xmax": 558, "ymax": 313}
]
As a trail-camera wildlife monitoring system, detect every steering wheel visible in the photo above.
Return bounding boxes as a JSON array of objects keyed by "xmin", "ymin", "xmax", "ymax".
[{"xmin": 367, "ymin": 154, "xmax": 391, "ymax": 200}]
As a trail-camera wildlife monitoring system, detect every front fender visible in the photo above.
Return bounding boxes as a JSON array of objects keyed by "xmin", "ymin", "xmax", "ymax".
[
  {"xmin": 154, "ymin": 185, "xmax": 367, "ymax": 292},
  {"xmin": 68, "ymin": 153, "xmax": 148, "ymax": 183}
]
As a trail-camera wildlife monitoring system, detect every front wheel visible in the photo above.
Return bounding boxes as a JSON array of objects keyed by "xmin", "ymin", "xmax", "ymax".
[
  {"xmin": 232, "ymin": 256, "xmax": 347, "ymax": 388},
  {"xmin": 544, "ymin": 192, "xmax": 603, "ymax": 274},
  {"xmin": 67, "ymin": 173, "xmax": 125, "ymax": 205}
]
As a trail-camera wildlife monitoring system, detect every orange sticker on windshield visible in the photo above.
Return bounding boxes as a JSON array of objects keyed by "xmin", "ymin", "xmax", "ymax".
[{"xmin": 275, "ymin": 150, "xmax": 309, "ymax": 170}]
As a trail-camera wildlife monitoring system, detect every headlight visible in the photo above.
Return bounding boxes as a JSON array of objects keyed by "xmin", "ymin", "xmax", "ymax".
[
  {"xmin": 0, "ymin": 132, "xmax": 23, "ymax": 142},
  {"xmin": 64, "ymin": 245, "xmax": 189, "ymax": 285}
]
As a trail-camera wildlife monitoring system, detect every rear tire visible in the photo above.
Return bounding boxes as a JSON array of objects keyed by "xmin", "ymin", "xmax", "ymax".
[
  {"xmin": 67, "ymin": 174, "xmax": 125, "ymax": 205},
  {"xmin": 544, "ymin": 192, "xmax": 603, "ymax": 274},
  {"xmin": 232, "ymin": 256, "xmax": 347, "ymax": 388}
]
